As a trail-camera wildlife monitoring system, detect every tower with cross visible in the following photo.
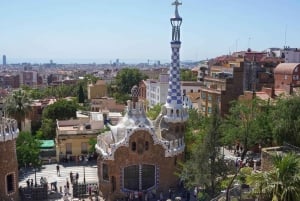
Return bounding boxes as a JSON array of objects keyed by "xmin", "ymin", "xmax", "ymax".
[{"xmin": 163, "ymin": 0, "xmax": 188, "ymax": 124}]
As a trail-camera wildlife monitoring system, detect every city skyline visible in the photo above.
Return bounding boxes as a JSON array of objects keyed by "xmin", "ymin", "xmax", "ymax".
[{"xmin": 1, "ymin": 0, "xmax": 300, "ymax": 64}]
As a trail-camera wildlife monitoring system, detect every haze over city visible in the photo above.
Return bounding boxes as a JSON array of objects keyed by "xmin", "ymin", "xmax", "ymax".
[{"xmin": 1, "ymin": 0, "xmax": 300, "ymax": 64}]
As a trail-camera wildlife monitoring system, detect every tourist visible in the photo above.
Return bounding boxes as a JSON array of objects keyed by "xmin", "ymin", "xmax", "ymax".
[
  {"xmin": 76, "ymin": 172, "xmax": 79, "ymax": 183},
  {"xmin": 56, "ymin": 164, "xmax": 60, "ymax": 176}
]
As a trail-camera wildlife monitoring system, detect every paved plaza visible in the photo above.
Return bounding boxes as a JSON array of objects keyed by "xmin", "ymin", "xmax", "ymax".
[{"xmin": 19, "ymin": 161, "xmax": 100, "ymax": 200}]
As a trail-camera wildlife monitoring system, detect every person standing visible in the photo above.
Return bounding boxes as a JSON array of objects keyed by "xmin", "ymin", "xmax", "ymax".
[
  {"xmin": 76, "ymin": 172, "xmax": 79, "ymax": 183},
  {"xmin": 66, "ymin": 179, "xmax": 70, "ymax": 190},
  {"xmin": 56, "ymin": 164, "xmax": 60, "ymax": 176},
  {"xmin": 70, "ymin": 171, "xmax": 73, "ymax": 184}
]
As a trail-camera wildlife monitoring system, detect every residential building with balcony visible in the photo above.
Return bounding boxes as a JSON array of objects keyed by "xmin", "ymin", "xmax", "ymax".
[{"xmin": 55, "ymin": 112, "xmax": 104, "ymax": 162}]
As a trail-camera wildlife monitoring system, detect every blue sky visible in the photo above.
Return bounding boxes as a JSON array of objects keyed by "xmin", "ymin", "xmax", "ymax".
[{"xmin": 0, "ymin": 0, "xmax": 299, "ymax": 64}]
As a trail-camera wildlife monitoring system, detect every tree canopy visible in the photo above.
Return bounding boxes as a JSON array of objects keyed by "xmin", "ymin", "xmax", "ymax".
[
  {"xmin": 115, "ymin": 68, "xmax": 148, "ymax": 94},
  {"xmin": 5, "ymin": 89, "xmax": 32, "ymax": 130},
  {"xmin": 16, "ymin": 131, "xmax": 42, "ymax": 168},
  {"xmin": 42, "ymin": 99, "xmax": 77, "ymax": 121},
  {"xmin": 180, "ymin": 69, "xmax": 197, "ymax": 81},
  {"xmin": 247, "ymin": 153, "xmax": 300, "ymax": 201},
  {"xmin": 110, "ymin": 68, "xmax": 148, "ymax": 103}
]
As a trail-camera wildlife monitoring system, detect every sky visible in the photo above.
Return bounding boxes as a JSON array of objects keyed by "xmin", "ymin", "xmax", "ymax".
[{"xmin": 0, "ymin": 0, "xmax": 300, "ymax": 64}]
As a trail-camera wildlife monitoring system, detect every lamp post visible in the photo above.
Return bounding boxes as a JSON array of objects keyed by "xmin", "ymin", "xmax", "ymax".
[
  {"xmin": 83, "ymin": 166, "xmax": 86, "ymax": 184},
  {"xmin": 29, "ymin": 163, "xmax": 37, "ymax": 187}
]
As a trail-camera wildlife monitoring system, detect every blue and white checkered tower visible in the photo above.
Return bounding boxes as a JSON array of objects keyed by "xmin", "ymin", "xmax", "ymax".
[{"xmin": 164, "ymin": 0, "xmax": 188, "ymax": 123}]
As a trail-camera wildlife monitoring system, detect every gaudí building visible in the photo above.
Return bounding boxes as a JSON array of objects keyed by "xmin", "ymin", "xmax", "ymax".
[
  {"xmin": 0, "ymin": 118, "xmax": 19, "ymax": 201},
  {"xmin": 95, "ymin": 1, "xmax": 188, "ymax": 200}
]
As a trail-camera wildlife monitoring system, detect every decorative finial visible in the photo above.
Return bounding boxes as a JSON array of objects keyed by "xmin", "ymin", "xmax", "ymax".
[{"xmin": 172, "ymin": 0, "xmax": 182, "ymax": 18}]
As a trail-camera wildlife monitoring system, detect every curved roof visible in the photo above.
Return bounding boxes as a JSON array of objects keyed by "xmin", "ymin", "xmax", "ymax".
[{"xmin": 274, "ymin": 63, "xmax": 300, "ymax": 74}]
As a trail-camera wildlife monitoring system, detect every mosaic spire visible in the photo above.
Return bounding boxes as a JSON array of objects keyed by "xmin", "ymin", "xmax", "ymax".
[{"xmin": 164, "ymin": 0, "xmax": 188, "ymax": 123}]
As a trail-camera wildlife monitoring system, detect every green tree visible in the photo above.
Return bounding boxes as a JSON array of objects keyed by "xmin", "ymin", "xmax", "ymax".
[
  {"xmin": 42, "ymin": 99, "xmax": 77, "ymax": 121},
  {"xmin": 78, "ymin": 84, "xmax": 85, "ymax": 103},
  {"xmin": 38, "ymin": 118, "xmax": 56, "ymax": 139},
  {"xmin": 115, "ymin": 68, "xmax": 147, "ymax": 94},
  {"xmin": 180, "ymin": 69, "xmax": 197, "ymax": 81},
  {"xmin": 180, "ymin": 106, "xmax": 228, "ymax": 198},
  {"xmin": 146, "ymin": 104, "xmax": 162, "ymax": 120},
  {"xmin": 247, "ymin": 153, "xmax": 300, "ymax": 201},
  {"xmin": 16, "ymin": 131, "xmax": 42, "ymax": 168},
  {"xmin": 271, "ymin": 95, "xmax": 300, "ymax": 146},
  {"xmin": 4, "ymin": 89, "xmax": 32, "ymax": 130},
  {"xmin": 221, "ymin": 98, "xmax": 268, "ymax": 159},
  {"xmin": 88, "ymin": 137, "xmax": 97, "ymax": 153},
  {"xmin": 40, "ymin": 99, "xmax": 78, "ymax": 139}
]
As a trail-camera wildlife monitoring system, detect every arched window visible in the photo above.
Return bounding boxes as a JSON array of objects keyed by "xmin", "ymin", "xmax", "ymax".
[
  {"xmin": 176, "ymin": 109, "xmax": 179, "ymax": 117},
  {"xmin": 132, "ymin": 142, "xmax": 136, "ymax": 151}
]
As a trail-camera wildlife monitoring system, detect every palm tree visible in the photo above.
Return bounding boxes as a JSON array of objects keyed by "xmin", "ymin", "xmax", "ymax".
[
  {"xmin": 247, "ymin": 153, "xmax": 300, "ymax": 201},
  {"xmin": 4, "ymin": 89, "xmax": 32, "ymax": 130}
]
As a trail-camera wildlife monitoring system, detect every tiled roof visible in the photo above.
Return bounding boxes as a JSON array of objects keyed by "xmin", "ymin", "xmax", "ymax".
[{"xmin": 274, "ymin": 63, "xmax": 300, "ymax": 74}]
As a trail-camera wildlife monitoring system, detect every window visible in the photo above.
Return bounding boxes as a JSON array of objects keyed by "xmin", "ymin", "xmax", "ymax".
[
  {"xmin": 123, "ymin": 164, "xmax": 156, "ymax": 191},
  {"xmin": 190, "ymin": 89, "xmax": 193, "ymax": 93},
  {"xmin": 208, "ymin": 94, "xmax": 212, "ymax": 101},
  {"xmin": 6, "ymin": 173, "xmax": 14, "ymax": 194},
  {"xmin": 102, "ymin": 164, "xmax": 109, "ymax": 181},
  {"xmin": 208, "ymin": 107, "xmax": 212, "ymax": 114},
  {"xmin": 132, "ymin": 142, "xmax": 136, "ymax": 151},
  {"xmin": 81, "ymin": 142, "xmax": 88, "ymax": 154},
  {"xmin": 201, "ymin": 92, "xmax": 206, "ymax": 100},
  {"xmin": 145, "ymin": 141, "xmax": 149, "ymax": 151},
  {"xmin": 66, "ymin": 143, "xmax": 72, "ymax": 155}
]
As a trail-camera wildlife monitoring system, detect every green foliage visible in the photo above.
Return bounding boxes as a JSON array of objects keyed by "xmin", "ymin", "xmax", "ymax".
[
  {"xmin": 88, "ymin": 138, "xmax": 97, "ymax": 153},
  {"xmin": 271, "ymin": 95, "xmax": 300, "ymax": 146},
  {"xmin": 38, "ymin": 118, "xmax": 56, "ymax": 139},
  {"xmin": 146, "ymin": 104, "xmax": 162, "ymax": 120},
  {"xmin": 180, "ymin": 106, "xmax": 229, "ymax": 197},
  {"xmin": 5, "ymin": 89, "xmax": 32, "ymax": 130},
  {"xmin": 42, "ymin": 99, "xmax": 77, "ymax": 120},
  {"xmin": 184, "ymin": 108, "xmax": 206, "ymax": 159},
  {"xmin": 221, "ymin": 98, "xmax": 271, "ymax": 159},
  {"xmin": 247, "ymin": 153, "xmax": 300, "ymax": 201},
  {"xmin": 112, "ymin": 68, "xmax": 148, "ymax": 103},
  {"xmin": 78, "ymin": 84, "xmax": 85, "ymax": 103},
  {"xmin": 180, "ymin": 69, "xmax": 197, "ymax": 81},
  {"xmin": 16, "ymin": 131, "xmax": 42, "ymax": 168}
]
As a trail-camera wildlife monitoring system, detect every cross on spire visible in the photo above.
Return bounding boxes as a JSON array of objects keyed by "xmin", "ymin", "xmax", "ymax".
[
  {"xmin": 172, "ymin": 0, "xmax": 182, "ymax": 7},
  {"xmin": 172, "ymin": 0, "xmax": 182, "ymax": 18}
]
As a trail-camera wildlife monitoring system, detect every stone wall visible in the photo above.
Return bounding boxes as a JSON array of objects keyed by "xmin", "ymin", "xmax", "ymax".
[{"xmin": 0, "ymin": 139, "xmax": 19, "ymax": 201}]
